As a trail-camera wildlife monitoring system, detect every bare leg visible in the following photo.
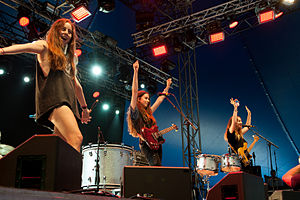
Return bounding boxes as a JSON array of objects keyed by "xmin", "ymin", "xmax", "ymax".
[{"xmin": 48, "ymin": 105, "xmax": 83, "ymax": 152}]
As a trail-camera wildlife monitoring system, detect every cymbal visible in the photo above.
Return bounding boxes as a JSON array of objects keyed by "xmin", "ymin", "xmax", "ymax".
[{"xmin": 0, "ymin": 144, "xmax": 15, "ymax": 155}]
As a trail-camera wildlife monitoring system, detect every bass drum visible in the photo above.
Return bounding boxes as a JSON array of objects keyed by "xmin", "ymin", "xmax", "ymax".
[{"xmin": 81, "ymin": 144, "xmax": 134, "ymax": 189}]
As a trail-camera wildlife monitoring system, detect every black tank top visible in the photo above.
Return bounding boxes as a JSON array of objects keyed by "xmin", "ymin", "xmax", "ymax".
[{"xmin": 35, "ymin": 60, "xmax": 80, "ymax": 128}]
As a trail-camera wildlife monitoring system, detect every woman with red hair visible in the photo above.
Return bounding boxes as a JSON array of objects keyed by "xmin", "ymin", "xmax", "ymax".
[
  {"xmin": 127, "ymin": 60, "xmax": 172, "ymax": 166},
  {"xmin": 0, "ymin": 18, "xmax": 91, "ymax": 152}
]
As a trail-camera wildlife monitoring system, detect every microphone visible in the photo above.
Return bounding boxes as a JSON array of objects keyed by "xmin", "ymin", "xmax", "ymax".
[
  {"xmin": 242, "ymin": 124, "xmax": 255, "ymax": 128},
  {"xmin": 157, "ymin": 92, "xmax": 171, "ymax": 96}
]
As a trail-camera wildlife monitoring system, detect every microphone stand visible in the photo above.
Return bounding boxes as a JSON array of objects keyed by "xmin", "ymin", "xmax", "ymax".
[
  {"xmin": 95, "ymin": 126, "xmax": 103, "ymax": 193},
  {"xmin": 248, "ymin": 127, "xmax": 279, "ymax": 176},
  {"xmin": 164, "ymin": 94, "xmax": 200, "ymax": 199}
]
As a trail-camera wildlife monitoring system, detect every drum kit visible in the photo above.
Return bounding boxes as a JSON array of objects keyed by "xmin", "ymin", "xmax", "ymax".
[{"xmin": 196, "ymin": 153, "xmax": 242, "ymax": 189}]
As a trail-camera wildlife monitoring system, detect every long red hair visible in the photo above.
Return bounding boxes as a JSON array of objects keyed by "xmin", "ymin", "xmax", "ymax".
[
  {"xmin": 46, "ymin": 18, "xmax": 77, "ymax": 77},
  {"xmin": 127, "ymin": 91, "xmax": 156, "ymax": 137}
]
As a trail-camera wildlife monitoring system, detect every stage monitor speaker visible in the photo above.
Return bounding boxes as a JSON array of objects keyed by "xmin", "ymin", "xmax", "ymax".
[
  {"xmin": 123, "ymin": 166, "xmax": 192, "ymax": 200},
  {"xmin": 0, "ymin": 134, "xmax": 82, "ymax": 192},
  {"xmin": 207, "ymin": 171, "xmax": 265, "ymax": 200}
]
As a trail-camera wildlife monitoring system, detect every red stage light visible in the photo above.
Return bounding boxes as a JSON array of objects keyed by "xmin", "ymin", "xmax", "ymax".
[
  {"xmin": 19, "ymin": 17, "xmax": 30, "ymax": 27},
  {"xmin": 75, "ymin": 49, "xmax": 82, "ymax": 57},
  {"xmin": 275, "ymin": 11, "xmax": 283, "ymax": 18},
  {"xmin": 152, "ymin": 45, "xmax": 167, "ymax": 56},
  {"xmin": 71, "ymin": 5, "xmax": 91, "ymax": 23},
  {"xmin": 229, "ymin": 21, "xmax": 238, "ymax": 29},
  {"xmin": 259, "ymin": 10, "xmax": 275, "ymax": 24},
  {"xmin": 209, "ymin": 32, "xmax": 225, "ymax": 44},
  {"xmin": 93, "ymin": 91, "xmax": 100, "ymax": 98}
]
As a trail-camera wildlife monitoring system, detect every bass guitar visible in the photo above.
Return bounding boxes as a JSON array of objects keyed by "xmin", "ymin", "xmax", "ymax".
[{"xmin": 141, "ymin": 124, "xmax": 178, "ymax": 150}]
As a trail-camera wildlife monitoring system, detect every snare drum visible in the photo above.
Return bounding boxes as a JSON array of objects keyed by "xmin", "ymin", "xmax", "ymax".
[
  {"xmin": 81, "ymin": 144, "xmax": 134, "ymax": 189},
  {"xmin": 221, "ymin": 154, "xmax": 241, "ymax": 172},
  {"xmin": 196, "ymin": 154, "xmax": 220, "ymax": 176}
]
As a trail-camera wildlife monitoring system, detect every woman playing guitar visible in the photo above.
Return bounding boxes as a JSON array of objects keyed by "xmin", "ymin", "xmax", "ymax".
[
  {"xmin": 127, "ymin": 60, "xmax": 172, "ymax": 166},
  {"xmin": 224, "ymin": 98, "xmax": 259, "ymax": 168}
]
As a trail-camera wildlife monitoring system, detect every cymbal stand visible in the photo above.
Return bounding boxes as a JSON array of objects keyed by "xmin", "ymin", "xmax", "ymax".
[{"xmin": 95, "ymin": 126, "xmax": 104, "ymax": 193}]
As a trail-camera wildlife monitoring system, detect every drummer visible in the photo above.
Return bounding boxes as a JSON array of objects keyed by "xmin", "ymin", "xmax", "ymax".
[{"xmin": 224, "ymin": 98, "xmax": 259, "ymax": 169}]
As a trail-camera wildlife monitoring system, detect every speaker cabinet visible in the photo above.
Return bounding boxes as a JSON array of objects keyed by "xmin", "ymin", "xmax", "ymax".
[
  {"xmin": 269, "ymin": 190, "xmax": 300, "ymax": 200},
  {"xmin": 123, "ymin": 166, "xmax": 192, "ymax": 200},
  {"xmin": 207, "ymin": 171, "xmax": 265, "ymax": 200},
  {"xmin": 0, "ymin": 134, "xmax": 82, "ymax": 191}
]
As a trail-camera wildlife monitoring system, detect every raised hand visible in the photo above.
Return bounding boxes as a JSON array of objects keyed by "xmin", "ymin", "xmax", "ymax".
[
  {"xmin": 166, "ymin": 78, "xmax": 172, "ymax": 87},
  {"xmin": 245, "ymin": 106, "xmax": 251, "ymax": 114},
  {"xmin": 81, "ymin": 109, "xmax": 92, "ymax": 124},
  {"xmin": 133, "ymin": 60, "xmax": 139, "ymax": 71},
  {"xmin": 253, "ymin": 135, "xmax": 259, "ymax": 142}
]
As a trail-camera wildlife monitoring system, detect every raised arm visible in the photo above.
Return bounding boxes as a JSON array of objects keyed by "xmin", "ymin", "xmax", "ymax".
[
  {"xmin": 229, "ymin": 98, "xmax": 239, "ymax": 133},
  {"xmin": 241, "ymin": 106, "xmax": 251, "ymax": 135},
  {"xmin": 0, "ymin": 40, "xmax": 47, "ymax": 55},
  {"xmin": 151, "ymin": 78, "xmax": 172, "ymax": 113},
  {"xmin": 130, "ymin": 60, "xmax": 139, "ymax": 110}
]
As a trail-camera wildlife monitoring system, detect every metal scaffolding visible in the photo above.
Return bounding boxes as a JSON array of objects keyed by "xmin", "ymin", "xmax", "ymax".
[{"xmin": 0, "ymin": 0, "xmax": 178, "ymax": 101}]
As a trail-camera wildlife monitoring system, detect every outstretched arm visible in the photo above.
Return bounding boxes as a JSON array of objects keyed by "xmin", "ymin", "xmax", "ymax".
[
  {"xmin": 241, "ymin": 106, "xmax": 251, "ymax": 135},
  {"xmin": 151, "ymin": 78, "xmax": 172, "ymax": 113},
  {"xmin": 130, "ymin": 60, "xmax": 139, "ymax": 110},
  {"xmin": 229, "ymin": 98, "xmax": 239, "ymax": 133},
  {"xmin": 0, "ymin": 40, "xmax": 47, "ymax": 55}
]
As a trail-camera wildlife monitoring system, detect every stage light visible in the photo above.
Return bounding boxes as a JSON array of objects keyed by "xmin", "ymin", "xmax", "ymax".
[
  {"xmin": 102, "ymin": 103, "xmax": 109, "ymax": 110},
  {"xmin": 258, "ymin": 9, "xmax": 275, "ymax": 24},
  {"xmin": 209, "ymin": 32, "xmax": 225, "ymax": 44},
  {"xmin": 23, "ymin": 76, "xmax": 30, "ymax": 83},
  {"xmin": 71, "ymin": 5, "xmax": 91, "ymax": 23},
  {"xmin": 152, "ymin": 45, "xmax": 167, "ymax": 57},
  {"xmin": 0, "ymin": 68, "xmax": 5, "ymax": 75},
  {"xmin": 282, "ymin": 0, "xmax": 295, "ymax": 6},
  {"xmin": 115, "ymin": 110, "xmax": 120, "ymax": 115},
  {"xmin": 91, "ymin": 65, "xmax": 102, "ymax": 76},
  {"xmin": 207, "ymin": 21, "xmax": 225, "ymax": 44},
  {"xmin": 75, "ymin": 49, "xmax": 82, "ymax": 56},
  {"xmin": 17, "ymin": 6, "xmax": 31, "ymax": 27},
  {"xmin": 98, "ymin": 0, "xmax": 115, "ymax": 13},
  {"xmin": 275, "ymin": 10, "xmax": 284, "ymax": 18},
  {"xmin": 19, "ymin": 17, "xmax": 30, "ymax": 27},
  {"xmin": 140, "ymin": 83, "xmax": 145, "ymax": 89},
  {"xmin": 93, "ymin": 91, "xmax": 100, "ymax": 98},
  {"xmin": 229, "ymin": 21, "xmax": 238, "ymax": 29}
]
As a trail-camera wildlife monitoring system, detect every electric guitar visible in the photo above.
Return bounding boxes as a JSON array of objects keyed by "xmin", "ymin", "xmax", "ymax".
[
  {"xmin": 237, "ymin": 135, "xmax": 259, "ymax": 166},
  {"xmin": 141, "ymin": 124, "xmax": 178, "ymax": 150}
]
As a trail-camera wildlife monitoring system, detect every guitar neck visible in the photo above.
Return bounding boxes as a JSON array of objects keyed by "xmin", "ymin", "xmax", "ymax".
[{"xmin": 159, "ymin": 126, "xmax": 176, "ymax": 135}]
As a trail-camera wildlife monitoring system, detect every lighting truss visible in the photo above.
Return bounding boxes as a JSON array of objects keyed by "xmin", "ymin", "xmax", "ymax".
[
  {"xmin": 131, "ymin": 0, "xmax": 280, "ymax": 47},
  {"xmin": 0, "ymin": 0, "xmax": 178, "ymax": 100}
]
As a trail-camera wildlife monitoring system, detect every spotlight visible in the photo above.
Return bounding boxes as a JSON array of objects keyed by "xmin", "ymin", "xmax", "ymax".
[
  {"xmin": 258, "ymin": 8, "xmax": 275, "ymax": 24},
  {"xmin": 91, "ymin": 65, "xmax": 102, "ymax": 76},
  {"xmin": 0, "ymin": 68, "xmax": 5, "ymax": 75},
  {"xmin": 93, "ymin": 91, "xmax": 100, "ymax": 98},
  {"xmin": 17, "ymin": 6, "xmax": 31, "ymax": 27},
  {"xmin": 23, "ymin": 76, "xmax": 30, "ymax": 83},
  {"xmin": 282, "ymin": 0, "xmax": 295, "ymax": 6},
  {"xmin": 71, "ymin": 5, "xmax": 91, "ymax": 23},
  {"xmin": 102, "ymin": 103, "xmax": 109, "ymax": 110},
  {"xmin": 115, "ymin": 110, "xmax": 120, "ymax": 115},
  {"xmin": 151, "ymin": 36, "xmax": 167, "ymax": 57},
  {"xmin": 207, "ymin": 21, "xmax": 225, "ymax": 44},
  {"xmin": 229, "ymin": 20, "xmax": 238, "ymax": 29},
  {"xmin": 98, "ymin": 0, "xmax": 115, "ymax": 13},
  {"xmin": 140, "ymin": 83, "xmax": 145, "ymax": 89},
  {"xmin": 275, "ymin": 10, "xmax": 284, "ymax": 18}
]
